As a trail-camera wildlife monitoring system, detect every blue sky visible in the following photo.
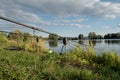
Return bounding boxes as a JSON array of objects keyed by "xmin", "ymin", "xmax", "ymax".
[{"xmin": 0, "ymin": 0, "xmax": 120, "ymax": 37}]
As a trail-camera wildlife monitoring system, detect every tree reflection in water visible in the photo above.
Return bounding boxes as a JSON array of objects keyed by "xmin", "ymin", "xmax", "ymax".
[
  {"xmin": 105, "ymin": 39, "xmax": 120, "ymax": 44},
  {"xmin": 49, "ymin": 41, "xmax": 58, "ymax": 47}
]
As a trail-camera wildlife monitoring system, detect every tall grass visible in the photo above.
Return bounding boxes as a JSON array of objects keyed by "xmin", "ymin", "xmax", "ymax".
[{"xmin": 0, "ymin": 46, "xmax": 120, "ymax": 80}]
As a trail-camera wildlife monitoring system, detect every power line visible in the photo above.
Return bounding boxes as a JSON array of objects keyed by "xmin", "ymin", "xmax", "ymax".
[{"xmin": 0, "ymin": 16, "xmax": 62, "ymax": 38}]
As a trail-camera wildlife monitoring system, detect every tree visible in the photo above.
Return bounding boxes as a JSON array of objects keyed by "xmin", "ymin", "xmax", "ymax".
[
  {"xmin": 78, "ymin": 34, "xmax": 84, "ymax": 40},
  {"xmin": 116, "ymin": 33, "xmax": 120, "ymax": 39},
  {"xmin": 49, "ymin": 34, "xmax": 58, "ymax": 41},
  {"xmin": 0, "ymin": 32, "xmax": 8, "ymax": 43},
  {"xmin": 8, "ymin": 30, "xmax": 24, "ymax": 41},
  {"xmin": 49, "ymin": 41, "xmax": 58, "ymax": 47},
  {"xmin": 104, "ymin": 33, "xmax": 120, "ymax": 39},
  {"xmin": 96, "ymin": 35, "xmax": 102, "ymax": 39},
  {"xmin": 23, "ymin": 32, "xmax": 32, "ymax": 42},
  {"xmin": 88, "ymin": 32, "xmax": 96, "ymax": 39}
]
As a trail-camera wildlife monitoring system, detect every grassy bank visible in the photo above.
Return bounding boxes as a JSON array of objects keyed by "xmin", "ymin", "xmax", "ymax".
[{"xmin": 0, "ymin": 46, "xmax": 120, "ymax": 80}]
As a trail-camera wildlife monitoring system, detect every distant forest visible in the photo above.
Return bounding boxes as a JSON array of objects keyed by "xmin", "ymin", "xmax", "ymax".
[
  {"xmin": 78, "ymin": 32, "xmax": 120, "ymax": 40},
  {"xmin": 49, "ymin": 32, "xmax": 120, "ymax": 41},
  {"xmin": 104, "ymin": 33, "xmax": 120, "ymax": 39}
]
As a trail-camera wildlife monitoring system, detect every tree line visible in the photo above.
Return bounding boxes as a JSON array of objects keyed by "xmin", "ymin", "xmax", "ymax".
[
  {"xmin": 104, "ymin": 33, "xmax": 120, "ymax": 39},
  {"xmin": 25, "ymin": 31, "xmax": 120, "ymax": 41},
  {"xmin": 78, "ymin": 32, "xmax": 120, "ymax": 40},
  {"xmin": 49, "ymin": 32, "xmax": 120, "ymax": 41}
]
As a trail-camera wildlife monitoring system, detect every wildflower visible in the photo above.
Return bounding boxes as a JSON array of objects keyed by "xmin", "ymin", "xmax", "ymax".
[{"xmin": 48, "ymin": 49, "xmax": 53, "ymax": 54}]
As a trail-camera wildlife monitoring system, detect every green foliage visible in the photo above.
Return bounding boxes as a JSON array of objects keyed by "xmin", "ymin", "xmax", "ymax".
[
  {"xmin": 49, "ymin": 41, "xmax": 58, "ymax": 47},
  {"xmin": 23, "ymin": 32, "xmax": 32, "ymax": 42},
  {"xmin": 0, "ymin": 32, "xmax": 8, "ymax": 49},
  {"xmin": 79, "ymin": 69, "xmax": 94, "ymax": 80},
  {"xmin": 88, "ymin": 32, "xmax": 96, "ymax": 39},
  {"xmin": 0, "ymin": 32, "xmax": 8, "ymax": 43},
  {"xmin": 62, "ymin": 67, "xmax": 94, "ymax": 80},
  {"xmin": 67, "ymin": 46, "xmax": 96, "ymax": 62},
  {"xmin": 96, "ymin": 51, "xmax": 120, "ymax": 71},
  {"xmin": 0, "ymin": 50, "xmax": 40, "ymax": 80},
  {"xmin": 0, "ymin": 45, "xmax": 120, "ymax": 80},
  {"xmin": 24, "ymin": 43, "xmax": 35, "ymax": 52},
  {"xmin": 8, "ymin": 30, "xmax": 24, "ymax": 42},
  {"xmin": 78, "ymin": 34, "xmax": 84, "ymax": 40},
  {"xmin": 49, "ymin": 34, "xmax": 58, "ymax": 41},
  {"xmin": 0, "ymin": 30, "xmax": 47, "ymax": 53},
  {"xmin": 24, "ymin": 38, "xmax": 47, "ymax": 52}
]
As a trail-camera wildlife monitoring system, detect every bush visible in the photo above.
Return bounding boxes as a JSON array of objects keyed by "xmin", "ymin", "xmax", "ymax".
[
  {"xmin": 0, "ymin": 32, "xmax": 8, "ymax": 43},
  {"xmin": 24, "ymin": 38, "xmax": 47, "ymax": 52},
  {"xmin": 96, "ymin": 51, "xmax": 120, "ymax": 71}
]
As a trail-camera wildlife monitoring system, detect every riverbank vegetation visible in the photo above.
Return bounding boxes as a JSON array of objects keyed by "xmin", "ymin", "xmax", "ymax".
[
  {"xmin": 0, "ymin": 46, "xmax": 120, "ymax": 80},
  {"xmin": 0, "ymin": 30, "xmax": 47, "ymax": 52},
  {"xmin": 0, "ymin": 31, "xmax": 120, "ymax": 80}
]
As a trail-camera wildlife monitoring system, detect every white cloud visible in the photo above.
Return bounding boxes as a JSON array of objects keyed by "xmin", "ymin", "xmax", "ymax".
[
  {"xmin": 0, "ymin": 0, "xmax": 120, "ymax": 20},
  {"xmin": 0, "ymin": 6, "xmax": 90, "ymax": 29},
  {"xmin": 103, "ymin": 26, "xmax": 110, "ymax": 29},
  {"xmin": 0, "ymin": 10, "xmax": 5, "ymax": 16},
  {"xmin": 13, "ymin": 0, "xmax": 120, "ymax": 18},
  {"xmin": 93, "ymin": 2, "xmax": 120, "ymax": 18},
  {"xmin": 118, "ymin": 24, "xmax": 120, "ymax": 27},
  {"xmin": 38, "ymin": 17, "xmax": 89, "ymax": 28},
  {"xmin": 53, "ymin": 18, "xmax": 88, "ymax": 23},
  {"xmin": 0, "ymin": 9, "xmax": 40, "ymax": 23},
  {"xmin": 102, "ymin": 26, "xmax": 117, "ymax": 29},
  {"xmin": 0, "ymin": 0, "xmax": 120, "ymax": 32}
]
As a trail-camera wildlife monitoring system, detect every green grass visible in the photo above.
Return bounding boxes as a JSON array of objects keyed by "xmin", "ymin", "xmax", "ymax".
[{"xmin": 0, "ymin": 46, "xmax": 120, "ymax": 80}]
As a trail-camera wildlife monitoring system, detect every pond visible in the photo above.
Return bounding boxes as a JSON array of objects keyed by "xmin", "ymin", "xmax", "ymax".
[{"xmin": 45, "ymin": 39, "xmax": 120, "ymax": 55}]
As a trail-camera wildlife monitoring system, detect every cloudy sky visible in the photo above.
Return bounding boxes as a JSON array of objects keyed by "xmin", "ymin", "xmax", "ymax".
[{"xmin": 0, "ymin": 0, "xmax": 120, "ymax": 37}]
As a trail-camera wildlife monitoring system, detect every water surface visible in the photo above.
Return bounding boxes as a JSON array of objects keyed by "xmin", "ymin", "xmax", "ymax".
[{"xmin": 45, "ymin": 39, "xmax": 120, "ymax": 55}]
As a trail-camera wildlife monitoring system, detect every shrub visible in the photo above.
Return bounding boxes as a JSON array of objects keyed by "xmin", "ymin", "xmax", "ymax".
[
  {"xmin": 24, "ymin": 38, "xmax": 47, "ymax": 52},
  {"xmin": 96, "ymin": 51, "xmax": 120, "ymax": 71}
]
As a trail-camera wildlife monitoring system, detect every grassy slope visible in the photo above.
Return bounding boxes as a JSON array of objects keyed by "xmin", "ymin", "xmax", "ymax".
[{"xmin": 0, "ymin": 47, "xmax": 120, "ymax": 80}]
